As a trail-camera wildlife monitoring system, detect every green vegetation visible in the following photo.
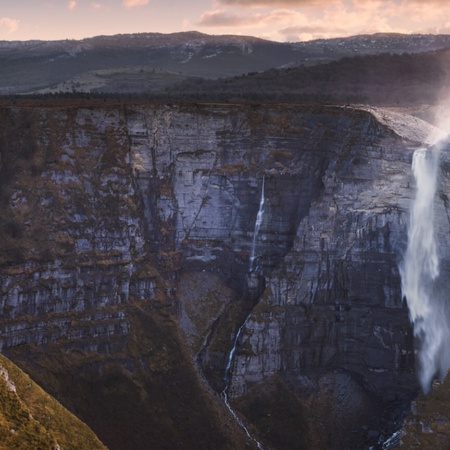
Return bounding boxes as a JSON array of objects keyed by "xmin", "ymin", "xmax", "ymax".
[
  {"xmin": 0, "ymin": 353, "xmax": 106, "ymax": 450},
  {"xmin": 402, "ymin": 374, "xmax": 450, "ymax": 448},
  {"xmin": 1, "ymin": 46, "xmax": 449, "ymax": 109},
  {"xmin": 6, "ymin": 300, "xmax": 253, "ymax": 450},
  {"xmin": 167, "ymin": 51, "xmax": 448, "ymax": 107}
]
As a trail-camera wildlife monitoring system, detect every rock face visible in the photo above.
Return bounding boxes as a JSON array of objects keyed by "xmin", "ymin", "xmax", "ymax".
[{"xmin": 0, "ymin": 100, "xmax": 445, "ymax": 449}]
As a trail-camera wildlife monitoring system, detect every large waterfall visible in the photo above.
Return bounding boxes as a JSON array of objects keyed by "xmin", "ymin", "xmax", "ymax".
[{"xmin": 401, "ymin": 145, "xmax": 450, "ymax": 392}]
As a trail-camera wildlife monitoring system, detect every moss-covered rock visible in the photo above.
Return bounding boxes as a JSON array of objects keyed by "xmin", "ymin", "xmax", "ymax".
[{"xmin": 401, "ymin": 373, "xmax": 450, "ymax": 448}]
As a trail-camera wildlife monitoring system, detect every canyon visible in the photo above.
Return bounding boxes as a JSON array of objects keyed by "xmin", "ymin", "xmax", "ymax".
[{"xmin": 0, "ymin": 99, "xmax": 448, "ymax": 449}]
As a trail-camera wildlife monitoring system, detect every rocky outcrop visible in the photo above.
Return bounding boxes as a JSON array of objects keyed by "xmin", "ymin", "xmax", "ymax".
[
  {"xmin": 0, "ymin": 100, "xmax": 443, "ymax": 449},
  {"xmin": 399, "ymin": 373, "xmax": 450, "ymax": 448}
]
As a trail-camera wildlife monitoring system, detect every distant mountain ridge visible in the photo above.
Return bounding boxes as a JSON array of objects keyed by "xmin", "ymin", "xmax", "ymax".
[
  {"xmin": 292, "ymin": 32, "xmax": 450, "ymax": 60},
  {"xmin": 3, "ymin": 31, "xmax": 450, "ymax": 58},
  {"xmin": 1, "ymin": 31, "xmax": 450, "ymax": 95},
  {"xmin": 0, "ymin": 31, "xmax": 266, "ymax": 58},
  {"xmin": 0, "ymin": 31, "xmax": 296, "ymax": 94}
]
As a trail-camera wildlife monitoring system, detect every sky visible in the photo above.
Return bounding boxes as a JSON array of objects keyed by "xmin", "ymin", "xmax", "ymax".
[{"xmin": 1, "ymin": 0, "xmax": 450, "ymax": 43}]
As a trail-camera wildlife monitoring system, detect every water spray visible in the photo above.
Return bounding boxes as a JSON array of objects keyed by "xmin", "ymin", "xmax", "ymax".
[{"xmin": 400, "ymin": 145, "xmax": 448, "ymax": 392}]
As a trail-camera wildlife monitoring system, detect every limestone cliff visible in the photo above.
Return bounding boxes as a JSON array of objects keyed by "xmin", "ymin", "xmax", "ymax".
[{"xmin": 0, "ymin": 100, "xmax": 444, "ymax": 449}]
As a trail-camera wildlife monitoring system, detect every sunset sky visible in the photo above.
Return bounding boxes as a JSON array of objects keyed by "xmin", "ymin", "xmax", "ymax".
[{"xmin": 1, "ymin": 0, "xmax": 450, "ymax": 42}]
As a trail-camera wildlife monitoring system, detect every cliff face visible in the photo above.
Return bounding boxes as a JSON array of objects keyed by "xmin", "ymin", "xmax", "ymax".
[{"xmin": 0, "ymin": 101, "xmax": 444, "ymax": 449}]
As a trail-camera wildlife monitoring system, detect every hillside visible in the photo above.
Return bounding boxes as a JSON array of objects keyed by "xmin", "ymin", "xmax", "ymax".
[
  {"xmin": 398, "ymin": 373, "xmax": 450, "ymax": 448},
  {"xmin": 0, "ymin": 353, "xmax": 106, "ymax": 450},
  {"xmin": 167, "ymin": 50, "xmax": 450, "ymax": 107},
  {"xmin": 1, "ymin": 31, "xmax": 450, "ymax": 96},
  {"xmin": 0, "ymin": 31, "xmax": 298, "ymax": 94}
]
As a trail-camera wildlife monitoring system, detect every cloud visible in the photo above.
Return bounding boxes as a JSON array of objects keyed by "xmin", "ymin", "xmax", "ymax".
[
  {"xmin": 218, "ymin": 0, "xmax": 338, "ymax": 5},
  {"xmin": 199, "ymin": 0, "xmax": 450, "ymax": 42},
  {"xmin": 122, "ymin": 0, "xmax": 149, "ymax": 7},
  {"xmin": 68, "ymin": 1, "xmax": 77, "ymax": 10},
  {"xmin": 280, "ymin": 24, "xmax": 347, "ymax": 36},
  {"xmin": 199, "ymin": 10, "xmax": 255, "ymax": 27},
  {"xmin": 0, "ymin": 17, "xmax": 19, "ymax": 34},
  {"xmin": 199, "ymin": 8, "xmax": 298, "ymax": 27},
  {"xmin": 276, "ymin": 14, "xmax": 347, "ymax": 40},
  {"xmin": 221, "ymin": 0, "xmax": 448, "ymax": 5},
  {"xmin": 437, "ymin": 21, "xmax": 450, "ymax": 33}
]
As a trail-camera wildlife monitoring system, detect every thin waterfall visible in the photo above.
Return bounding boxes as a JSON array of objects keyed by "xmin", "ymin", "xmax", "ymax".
[
  {"xmin": 220, "ymin": 318, "xmax": 263, "ymax": 449},
  {"xmin": 223, "ymin": 319, "xmax": 248, "ymax": 385},
  {"xmin": 400, "ymin": 145, "xmax": 450, "ymax": 392},
  {"xmin": 249, "ymin": 175, "xmax": 265, "ymax": 272},
  {"xmin": 218, "ymin": 175, "xmax": 267, "ymax": 449}
]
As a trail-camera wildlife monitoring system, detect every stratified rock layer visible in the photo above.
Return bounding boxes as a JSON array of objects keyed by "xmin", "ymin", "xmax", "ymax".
[{"xmin": 0, "ymin": 101, "xmax": 445, "ymax": 449}]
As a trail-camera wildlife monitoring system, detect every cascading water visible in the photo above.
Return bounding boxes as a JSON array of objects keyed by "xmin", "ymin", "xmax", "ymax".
[
  {"xmin": 400, "ymin": 145, "xmax": 450, "ymax": 392},
  {"xmin": 221, "ymin": 318, "xmax": 263, "ymax": 450},
  {"xmin": 249, "ymin": 175, "xmax": 265, "ymax": 272},
  {"xmin": 219, "ymin": 176, "xmax": 267, "ymax": 450}
]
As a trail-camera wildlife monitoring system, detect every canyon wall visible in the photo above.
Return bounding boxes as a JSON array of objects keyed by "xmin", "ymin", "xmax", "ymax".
[{"xmin": 0, "ymin": 101, "xmax": 446, "ymax": 449}]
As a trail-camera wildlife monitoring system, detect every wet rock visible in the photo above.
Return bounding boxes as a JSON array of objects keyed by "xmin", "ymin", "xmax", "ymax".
[{"xmin": 245, "ymin": 272, "xmax": 265, "ymax": 301}]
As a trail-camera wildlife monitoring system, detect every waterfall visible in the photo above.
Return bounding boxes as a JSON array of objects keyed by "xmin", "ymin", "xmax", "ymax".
[
  {"xmin": 221, "ymin": 317, "xmax": 264, "ymax": 450},
  {"xmin": 400, "ymin": 146, "xmax": 450, "ymax": 392},
  {"xmin": 249, "ymin": 175, "xmax": 265, "ymax": 272},
  {"xmin": 217, "ymin": 175, "xmax": 268, "ymax": 449},
  {"xmin": 223, "ymin": 319, "xmax": 248, "ymax": 385}
]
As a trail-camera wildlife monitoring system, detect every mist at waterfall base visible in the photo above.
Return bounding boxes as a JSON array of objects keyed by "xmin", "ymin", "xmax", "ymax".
[{"xmin": 400, "ymin": 143, "xmax": 450, "ymax": 393}]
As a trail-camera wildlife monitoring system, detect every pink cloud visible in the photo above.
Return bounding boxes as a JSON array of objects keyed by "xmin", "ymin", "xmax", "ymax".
[
  {"xmin": 0, "ymin": 17, "xmax": 19, "ymax": 34},
  {"xmin": 68, "ymin": 1, "xmax": 77, "ymax": 10},
  {"xmin": 280, "ymin": 24, "xmax": 347, "ymax": 37},
  {"xmin": 199, "ymin": 8, "xmax": 298, "ymax": 27},
  {"xmin": 218, "ymin": 0, "xmax": 337, "ymax": 5},
  {"xmin": 221, "ymin": 0, "xmax": 449, "ymax": 5},
  {"xmin": 199, "ymin": 10, "xmax": 256, "ymax": 27},
  {"xmin": 122, "ymin": 0, "xmax": 149, "ymax": 7},
  {"xmin": 198, "ymin": 0, "xmax": 450, "ymax": 42}
]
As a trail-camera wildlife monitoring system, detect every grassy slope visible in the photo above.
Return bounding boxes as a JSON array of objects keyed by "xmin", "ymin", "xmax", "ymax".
[
  {"xmin": 0, "ymin": 353, "xmax": 106, "ymax": 450},
  {"xmin": 5, "ymin": 301, "xmax": 256, "ymax": 450},
  {"xmin": 401, "ymin": 374, "xmax": 450, "ymax": 448}
]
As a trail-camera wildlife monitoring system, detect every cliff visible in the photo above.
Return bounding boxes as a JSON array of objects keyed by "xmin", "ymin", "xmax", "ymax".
[{"xmin": 0, "ymin": 100, "xmax": 444, "ymax": 449}]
